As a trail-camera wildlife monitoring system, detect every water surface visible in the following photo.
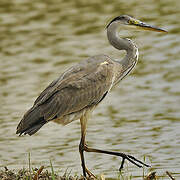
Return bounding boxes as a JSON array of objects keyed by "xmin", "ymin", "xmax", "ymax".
[{"xmin": 0, "ymin": 0, "xmax": 180, "ymax": 179}]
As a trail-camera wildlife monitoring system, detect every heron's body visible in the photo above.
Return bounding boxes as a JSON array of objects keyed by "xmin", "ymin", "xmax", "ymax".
[
  {"xmin": 17, "ymin": 53, "xmax": 138, "ymax": 134},
  {"xmin": 52, "ymin": 55, "xmax": 119, "ymax": 125},
  {"xmin": 16, "ymin": 15, "xmax": 166, "ymax": 177}
]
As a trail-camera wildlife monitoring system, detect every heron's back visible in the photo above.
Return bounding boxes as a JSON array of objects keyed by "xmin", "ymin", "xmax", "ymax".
[{"xmin": 16, "ymin": 55, "xmax": 120, "ymax": 135}]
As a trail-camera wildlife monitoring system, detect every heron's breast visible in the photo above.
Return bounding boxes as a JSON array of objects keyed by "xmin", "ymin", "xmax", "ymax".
[
  {"xmin": 53, "ymin": 110, "xmax": 82, "ymax": 125},
  {"xmin": 53, "ymin": 106, "xmax": 95, "ymax": 125}
]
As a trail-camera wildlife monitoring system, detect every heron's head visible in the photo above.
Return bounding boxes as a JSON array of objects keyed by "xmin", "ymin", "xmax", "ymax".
[{"xmin": 106, "ymin": 15, "xmax": 167, "ymax": 33}]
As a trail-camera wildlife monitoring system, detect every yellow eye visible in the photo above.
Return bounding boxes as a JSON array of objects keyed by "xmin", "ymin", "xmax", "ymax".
[
  {"xmin": 129, "ymin": 19, "xmax": 140, "ymax": 25},
  {"xmin": 133, "ymin": 20, "xmax": 139, "ymax": 25}
]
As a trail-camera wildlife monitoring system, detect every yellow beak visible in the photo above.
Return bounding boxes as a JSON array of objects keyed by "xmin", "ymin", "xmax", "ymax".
[{"xmin": 129, "ymin": 19, "xmax": 167, "ymax": 33}]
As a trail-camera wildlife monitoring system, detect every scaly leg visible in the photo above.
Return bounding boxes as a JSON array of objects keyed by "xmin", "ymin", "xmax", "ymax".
[
  {"xmin": 84, "ymin": 145, "xmax": 150, "ymax": 170},
  {"xmin": 79, "ymin": 112, "xmax": 150, "ymax": 178},
  {"xmin": 79, "ymin": 138, "xmax": 86, "ymax": 177},
  {"xmin": 79, "ymin": 112, "xmax": 96, "ymax": 178}
]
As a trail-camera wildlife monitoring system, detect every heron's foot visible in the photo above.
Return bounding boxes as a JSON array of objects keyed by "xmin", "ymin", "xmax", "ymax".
[
  {"xmin": 83, "ymin": 145, "xmax": 150, "ymax": 171},
  {"xmin": 85, "ymin": 167, "xmax": 96, "ymax": 179},
  {"xmin": 119, "ymin": 154, "xmax": 150, "ymax": 171}
]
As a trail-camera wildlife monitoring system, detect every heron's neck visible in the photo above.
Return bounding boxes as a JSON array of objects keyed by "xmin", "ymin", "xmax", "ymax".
[{"xmin": 107, "ymin": 23, "xmax": 138, "ymax": 68}]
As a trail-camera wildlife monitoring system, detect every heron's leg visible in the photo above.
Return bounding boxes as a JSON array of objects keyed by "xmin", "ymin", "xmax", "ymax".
[
  {"xmin": 85, "ymin": 167, "xmax": 96, "ymax": 179},
  {"xmin": 79, "ymin": 113, "xmax": 97, "ymax": 179},
  {"xmin": 84, "ymin": 145, "xmax": 150, "ymax": 170},
  {"xmin": 79, "ymin": 115, "xmax": 87, "ymax": 178}
]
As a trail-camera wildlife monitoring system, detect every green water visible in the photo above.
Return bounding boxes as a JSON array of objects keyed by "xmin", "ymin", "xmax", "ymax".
[{"xmin": 0, "ymin": 0, "xmax": 179, "ymax": 179}]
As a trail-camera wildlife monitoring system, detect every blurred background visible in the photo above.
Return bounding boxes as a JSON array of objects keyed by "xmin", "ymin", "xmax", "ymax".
[{"xmin": 0, "ymin": 0, "xmax": 179, "ymax": 179}]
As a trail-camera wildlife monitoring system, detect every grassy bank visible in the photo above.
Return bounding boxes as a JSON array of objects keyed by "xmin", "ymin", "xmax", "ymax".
[
  {"xmin": 0, "ymin": 166, "xmax": 176, "ymax": 180},
  {"xmin": 0, "ymin": 166, "xmax": 89, "ymax": 180},
  {"xmin": 0, "ymin": 154, "xmax": 176, "ymax": 180}
]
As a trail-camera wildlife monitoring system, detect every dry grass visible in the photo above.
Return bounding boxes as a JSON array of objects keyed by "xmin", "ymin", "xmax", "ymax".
[
  {"xmin": 0, "ymin": 166, "xmax": 177, "ymax": 180},
  {"xmin": 0, "ymin": 166, "xmax": 95, "ymax": 180},
  {"xmin": 0, "ymin": 154, "xmax": 177, "ymax": 180}
]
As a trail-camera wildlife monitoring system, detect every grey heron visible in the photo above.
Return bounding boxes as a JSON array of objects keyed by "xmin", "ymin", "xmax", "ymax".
[{"xmin": 16, "ymin": 15, "xmax": 167, "ymax": 178}]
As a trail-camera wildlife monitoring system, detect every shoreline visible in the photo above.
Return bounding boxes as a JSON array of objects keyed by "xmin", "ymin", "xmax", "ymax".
[{"xmin": 0, "ymin": 166, "xmax": 177, "ymax": 180}]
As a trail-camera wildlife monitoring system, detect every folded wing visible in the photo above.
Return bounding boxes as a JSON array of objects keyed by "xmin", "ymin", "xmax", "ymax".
[{"xmin": 16, "ymin": 55, "xmax": 116, "ymax": 136}]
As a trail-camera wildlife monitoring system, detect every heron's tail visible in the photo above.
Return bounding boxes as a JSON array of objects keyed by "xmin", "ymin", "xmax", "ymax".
[{"xmin": 16, "ymin": 106, "xmax": 47, "ymax": 136}]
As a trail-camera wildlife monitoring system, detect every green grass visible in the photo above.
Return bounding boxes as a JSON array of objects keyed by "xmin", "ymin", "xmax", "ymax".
[
  {"xmin": 28, "ymin": 152, "xmax": 32, "ymax": 180},
  {"xmin": 0, "ymin": 153, "xmax": 178, "ymax": 180},
  {"xmin": 50, "ymin": 159, "xmax": 55, "ymax": 180}
]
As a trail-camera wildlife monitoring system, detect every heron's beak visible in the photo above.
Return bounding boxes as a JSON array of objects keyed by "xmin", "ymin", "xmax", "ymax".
[{"xmin": 129, "ymin": 19, "xmax": 167, "ymax": 33}]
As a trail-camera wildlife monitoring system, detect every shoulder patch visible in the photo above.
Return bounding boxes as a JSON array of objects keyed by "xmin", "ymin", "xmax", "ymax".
[{"xmin": 100, "ymin": 61, "xmax": 109, "ymax": 65}]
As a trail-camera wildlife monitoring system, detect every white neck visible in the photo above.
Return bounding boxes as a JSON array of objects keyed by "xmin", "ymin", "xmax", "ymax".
[{"xmin": 107, "ymin": 22, "xmax": 139, "ymax": 82}]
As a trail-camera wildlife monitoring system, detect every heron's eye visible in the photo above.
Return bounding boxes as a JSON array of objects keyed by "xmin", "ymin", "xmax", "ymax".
[
  {"xmin": 128, "ymin": 20, "xmax": 133, "ymax": 24},
  {"xmin": 121, "ymin": 16, "xmax": 126, "ymax": 20}
]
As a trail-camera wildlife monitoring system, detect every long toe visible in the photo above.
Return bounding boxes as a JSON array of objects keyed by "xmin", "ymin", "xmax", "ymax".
[
  {"xmin": 85, "ymin": 167, "xmax": 96, "ymax": 179},
  {"xmin": 126, "ymin": 154, "xmax": 151, "ymax": 168},
  {"xmin": 119, "ymin": 154, "xmax": 151, "ymax": 170}
]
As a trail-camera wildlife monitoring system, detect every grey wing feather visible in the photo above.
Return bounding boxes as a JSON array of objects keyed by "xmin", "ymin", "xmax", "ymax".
[
  {"xmin": 16, "ymin": 55, "xmax": 115, "ymax": 135},
  {"xmin": 39, "ymin": 56, "xmax": 115, "ymax": 118}
]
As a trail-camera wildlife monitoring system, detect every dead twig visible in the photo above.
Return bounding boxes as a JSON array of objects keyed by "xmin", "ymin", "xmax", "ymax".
[
  {"xmin": 4, "ymin": 167, "xmax": 8, "ymax": 171},
  {"xmin": 144, "ymin": 172, "xmax": 157, "ymax": 180},
  {"xmin": 33, "ymin": 166, "xmax": 44, "ymax": 180},
  {"xmin": 166, "ymin": 171, "xmax": 175, "ymax": 180}
]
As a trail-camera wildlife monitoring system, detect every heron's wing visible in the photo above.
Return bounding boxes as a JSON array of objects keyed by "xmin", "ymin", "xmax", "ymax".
[
  {"xmin": 38, "ymin": 55, "xmax": 115, "ymax": 119},
  {"xmin": 16, "ymin": 55, "xmax": 116, "ymax": 135},
  {"xmin": 33, "ymin": 64, "xmax": 83, "ymax": 105}
]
